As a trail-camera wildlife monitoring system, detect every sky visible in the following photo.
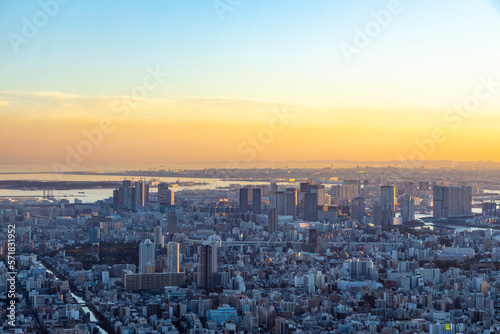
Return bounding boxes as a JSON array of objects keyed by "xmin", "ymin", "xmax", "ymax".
[{"xmin": 1, "ymin": 0, "xmax": 500, "ymax": 166}]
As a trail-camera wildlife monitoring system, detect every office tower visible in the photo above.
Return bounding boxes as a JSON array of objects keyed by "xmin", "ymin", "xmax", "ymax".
[
  {"xmin": 118, "ymin": 180, "xmax": 149, "ymax": 211},
  {"xmin": 168, "ymin": 212, "xmax": 178, "ymax": 234},
  {"xmin": 400, "ymin": 194, "xmax": 415, "ymax": 223},
  {"xmin": 300, "ymin": 182, "xmax": 326, "ymax": 205},
  {"xmin": 433, "ymin": 185, "xmax": 472, "ymax": 218},
  {"xmin": 344, "ymin": 179, "xmax": 361, "ymax": 192},
  {"xmin": 133, "ymin": 180, "xmax": 148, "ymax": 211},
  {"xmin": 337, "ymin": 180, "xmax": 360, "ymax": 200},
  {"xmin": 350, "ymin": 197, "xmax": 365, "ymax": 221},
  {"xmin": 158, "ymin": 182, "xmax": 175, "ymax": 206},
  {"xmin": 310, "ymin": 184, "xmax": 326, "ymax": 205},
  {"xmin": 380, "ymin": 186, "xmax": 396, "ymax": 226},
  {"xmin": 167, "ymin": 242, "xmax": 180, "ymax": 273},
  {"xmin": 449, "ymin": 186, "xmax": 462, "ymax": 217},
  {"xmin": 139, "ymin": 239, "xmax": 155, "ymax": 273},
  {"xmin": 276, "ymin": 191, "xmax": 285, "ymax": 215},
  {"xmin": 268, "ymin": 208, "xmax": 278, "ymax": 234},
  {"xmin": 252, "ymin": 188, "xmax": 262, "ymax": 214},
  {"xmin": 373, "ymin": 202, "xmax": 382, "ymax": 226},
  {"xmin": 153, "ymin": 226, "xmax": 164, "ymax": 247},
  {"xmin": 284, "ymin": 188, "xmax": 298, "ymax": 217},
  {"xmin": 239, "ymin": 187, "xmax": 253, "ymax": 213},
  {"xmin": 123, "ymin": 180, "xmax": 132, "ymax": 210},
  {"xmin": 304, "ymin": 193, "xmax": 319, "ymax": 221},
  {"xmin": 269, "ymin": 190, "xmax": 278, "ymax": 210},
  {"xmin": 433, "ymin": 186, "xmax": 449, "ymax": 218},
  {"xmin": 330, "ymin": 185, "xmax": 340, "ymax": 198},
  {"xmin": 198, "ymin": 242, "xmax": 218, "ymax": 290},
  {"xmin": 112, "ymin": 188, "xmax": 122, "ymax": 211},
  {"xmin": 460, "ymin": 186, "xmax": 472, "ymax": 216}
]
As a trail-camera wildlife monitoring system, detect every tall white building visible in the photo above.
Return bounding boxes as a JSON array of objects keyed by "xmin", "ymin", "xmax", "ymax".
[
  {"xmin": 154, "ymin": 226, "xmax": 164, "ymax": 247},
  {"xmin": 139, "ymin": 239, "xmax": 155, "ymax": 273}
]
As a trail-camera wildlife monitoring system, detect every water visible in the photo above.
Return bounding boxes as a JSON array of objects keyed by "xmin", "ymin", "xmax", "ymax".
[
  {"xmin": 0, "ymin": 169, "xmax": 298, "ymax": 203},
  {"xmin": 44, "ymin": 267, "xmax": 108, "ymax": 333}
]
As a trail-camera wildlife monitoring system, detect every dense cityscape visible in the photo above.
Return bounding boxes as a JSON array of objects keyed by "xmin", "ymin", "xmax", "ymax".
[
  {"xmin": 1, "ymin": 166, "xmax": 500, "ymax": 333},
  {"xmin": 3, "ymin": 0, "xmax": 500, "ymax": 333}
]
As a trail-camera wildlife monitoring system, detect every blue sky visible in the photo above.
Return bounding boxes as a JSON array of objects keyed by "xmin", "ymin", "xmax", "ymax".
[
  {"xmin": 1, "ymin": 1, "xmax": 500, "ymax": 164},
  {"xmin": 1, "ymin": 0, "xmax": 500, "ymax": 108}
]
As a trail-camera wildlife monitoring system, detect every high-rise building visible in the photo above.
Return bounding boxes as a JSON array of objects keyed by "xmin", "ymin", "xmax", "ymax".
[
  {"xmin": 198, "ymin": 242, "xmax": 218, "ymax": 290},
  {"xmin": 168, "ymin": 212, "xmax": 178, "ymax": 234},
  {"xmin": 139, "ymin": 239, "xmax": 155, "ymax": 273},
  {"xmin": 400, "ymin": 194, "xmax": 415, "ymax": 223},
  {"xmin": 132, "ymin": 181, "xmax": 148, "ymax": 211},
  {"xmin": 373, "ymin": 202, "xmax": 382, "ymax": 226},
  {"xmin": 123, "ymin": 180, "xmax": 132, "ymax": 210},
  {"xmin": 310, "ymin": 184, "xmax": 326, "ymax": 206},
  {"xmin": 252, "ymin": 188, "xmax": 262, "ymax": 214},
  {"xmin": 433, "ymin": 185, "xmax": 472, "ymax": 218},
  {"xmin": 284, "ymin": 188, "xmax": 298, "ymax": 217},
  {"xmin": 276, "ymin": 191, "xmax": 285, "ymax": 215},
  {"xmin": 350, "ymin": 197, "xmax": 365, "ymax": 221},
  {"xmin": 268, "ymin": 208, "xmax": 278, "ymax": 234},
  {"xmin": 167, "ymin": 242, "xmax": 180, "ymax": 273},
  {"xmin": 153, "ymin": 226, "xmax": 164, "ymax": 247},
  {"xmin": 433, "ymin": 186, "xmax": 449, "ymax": 218},
  {"xmin": 305, "ymin": 193, "xmax": 319, "ymax": 221},
  {"xmin": 482, "ymin": 202, "xmax": 497, "ymax": 216},
  {"xmin": 344, "ymin": 258, "xmax": 373, "ymax": 278},
  {"xmin": 240, "ymin": 186, "xmax": 262, "ymax": 214},
  {"xmin": 380, "ymin": 186, "xmax": 396, "ymax": 226},
  {"xmin": 239, "ymin": 187, "xmax": 253, "ymax": 213},
  {"xmin": 158, "ymin": 182, "xmax": 174, "ymax": 206},
  {"xmin": 115, "ymin": 180, "xmax": 149, "ymax": 211}
]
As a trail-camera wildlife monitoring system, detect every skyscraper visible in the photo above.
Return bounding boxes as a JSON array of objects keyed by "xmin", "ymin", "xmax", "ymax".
[
  {"xmin": 168, "ymin": 212, "xmax": 178, "ymax": 234},
  {"xmin": 153, "ymin": 226, "xmax": 164, "ymax": 247},
  {"xmin": 285, "ymin": 188, "xmax": 298, "ymax": 217},
  {"xmin": 139, "ymin": 239, "xmax": 155, "ymax": 273},
  {"xmin": 268, "ymin": 208, "xmax": 278, "ymax": 234},
  {"xmin": 167, "ymin": 242, "xmax": 180, "ymax": 273},
  {"xmin": 252, "ymin": 188, "xmax": 262, "ymax": 214},
  {"xmin": 305, "ymin": 192, "xmax": 319, "ymax": 221},
  {"xmin": 198, "ymin": 242, "xmax": 218, "ymax": 290},
  {"xmin": 400, "ymin": 194, "xmax": 415, "ymax": 223},
  {"xmin": 117, "ymin": 180, "xmax": 149, "ymax": 211},
  {"xmin": 380, "ymin": 185, "xmax": 396, "ymax": 226},
  {"xmin": 351, "ymin": 197, "xmax": 365, "ymax": 221},
  {"xmin": 433, "ymin": 185, "xmax": 472, "ymax": 218},
  {"xmin": 433, "ymin": 185, "xmax": 449, "ymax": 218},
  {"xmin": 158, "ymin": 182, "xmax": 175, "ymax": 206},
  {"xmin": 239, "ymin": 187, "xmax": 253, "ymax": 213}
]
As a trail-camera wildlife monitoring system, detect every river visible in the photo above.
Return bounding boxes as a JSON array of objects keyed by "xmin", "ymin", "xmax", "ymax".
[{"xmin": 42, "ymin": 266, "xmax": 108, "ymax": 334}]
